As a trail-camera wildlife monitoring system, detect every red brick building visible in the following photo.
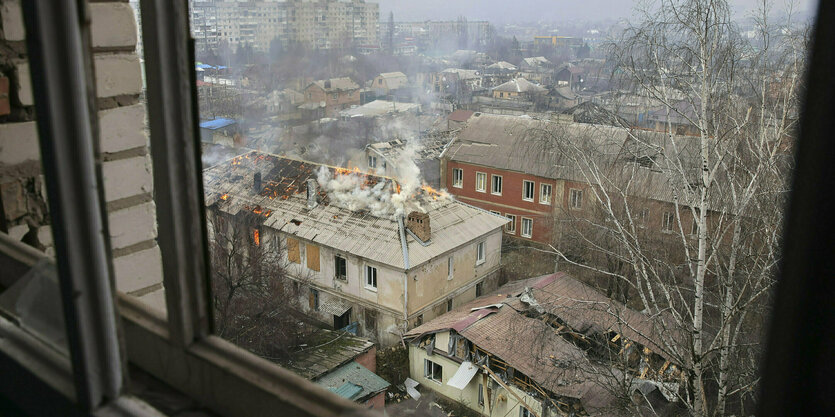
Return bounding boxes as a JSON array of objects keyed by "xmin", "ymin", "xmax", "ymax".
[{"xmin": 302, "ymin": 77, "xmax": 362, "ymax": 118}]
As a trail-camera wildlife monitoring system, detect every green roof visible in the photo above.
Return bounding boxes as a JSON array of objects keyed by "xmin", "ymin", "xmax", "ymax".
[{"xmin": 315, "ymin": 361, "xmax": 390, "ymax": 402}]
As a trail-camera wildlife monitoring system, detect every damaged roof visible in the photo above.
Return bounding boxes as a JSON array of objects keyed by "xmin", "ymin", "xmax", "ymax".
[
  {"xmin": 203, "ymin": 151, "xmax": 508, "ymax": 270},
  {"xmin": 493, "ymin": 78, "xmax": 547, "ymax": 94},
  {"xmin": 367, "ymin": 135, "xmax": 454, "ymax": 162},
  {"xmin": 311, "ymin": 77, "xmax": 360, "ymax": 92}
]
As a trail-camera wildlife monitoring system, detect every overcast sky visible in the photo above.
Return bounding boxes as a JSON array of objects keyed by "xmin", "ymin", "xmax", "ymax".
[{"xmin": 376, "ymin": 0, "xmax": 819, "ymax": 24}]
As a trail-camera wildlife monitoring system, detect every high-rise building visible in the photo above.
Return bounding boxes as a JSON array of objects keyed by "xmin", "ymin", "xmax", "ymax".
[{"xmin": 190, "ymin": 0, "xmax": 379, "ymax": 54}]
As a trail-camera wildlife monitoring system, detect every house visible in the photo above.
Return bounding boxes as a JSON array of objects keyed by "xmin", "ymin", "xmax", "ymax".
[
  {"xmin": 267, "ymin": 89, "xmax": 305, "ymax": 123},
  {"xmin": 405, "ymin": 272, "xmax": 685, "ymax": 417},
  {"xmin": 430, "ymin": 68, "xmax": 483, "ymax": 95},
  {"xmin": 199, "ymin": 118, "xmax": 242, "ymax": 147},
  {"xmin": 360, "ymin": 134, "xmax": 455, "ymax": 188},
  {"xmin": 339, "ymin": 100, "xmax": 421, "ymax": 119},
  {"xmin": 303, "ymin": 77, "xmax": 362, "ymax": 118},
  {"xmin": 555, "ymin": 65, "xmax": 585, "ymax": 90},
  {"xmin": 371, "ymin": 72, "xmax": 410, "ymax": 98},
  {"xmin": 485, "ymin": 61, "xmax": 517, "ymax": 74},
  {"xmin": 491, "ymin": 78, "xmax": 547, "ymax": 100},
  {"xmin": 203, "ymin": 151, "xmax": 509, "ymax": 347}
]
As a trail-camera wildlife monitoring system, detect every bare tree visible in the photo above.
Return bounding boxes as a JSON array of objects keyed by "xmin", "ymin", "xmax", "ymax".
[{"xmin": 522, "ymin": 1, "xmax": 806, "ymax": 415}]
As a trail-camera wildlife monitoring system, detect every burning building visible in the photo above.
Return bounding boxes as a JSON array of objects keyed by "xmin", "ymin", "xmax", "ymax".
[{"xmin": 204, "ymin": 151, "xmax": 509, "ymax": 347}]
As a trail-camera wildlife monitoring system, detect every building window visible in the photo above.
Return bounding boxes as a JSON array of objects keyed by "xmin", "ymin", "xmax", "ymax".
[
  {"xmin": 639, "ymin": 208, "xmax": 650, "ymax": 227},
  {"xmin": 309, "ymin": 288, "xmax": 319, "ymax": 311},
  {"xmin": 476, "ymin": 241, "xmax": 485, "ymax": 265},
  {"xmin": 368, "ymin": 155, "xmax": 377, "ymax": 168},
  {"xmin": 540, "ymin": 183, "xmax": 552, "ymax": 205},
  {"xmin": 365, "ymin": 309, "xmax": 377, "ymax": 332},
  {"xmin": 569, "ymin": 188, "xmax": 583, "ymax": 209},
  {"xmin": 522, "ymin": 180, "xmax": 535, "ymax": 201},
  {"xmin": 478, "ymin": 383, "xmax": 484, "ymax": 406},
  {"xmin": 424, "ymin": 359, "xmax": 443, "ymax": 383},
  {"xmin": 476, "ymin": 172, "xmax": 487, "ymax": 192},
  {"xmin": 452, "ymin": 168, "xmax": 463, "ymax": 188},
  {"xmin": 520, "ymin": 406, "xmax": 534, "ymax": 417},
  {"xmin": 287, "ymin": 237, "xmax": 301, "ymax": 263},
  {"xmin": 691, "ymin": 217, "xmax": 699, "ymax": 235},
  {"xmin": 491, "ymin": 175, "xmax": 503, "ymax": 195},
  {"xmin": 365, "ymin": 265, "xmax": 378, "ymax": 290},
  {"xmin": 476, "ymin": 282, "xmax": 483, "ymax": 297},
  {"xmin": 506, "ymin": 214, "xmax": 516, "ymax": 234},
  {"xmin": 662, "ymin": 211, "xmax": 675, "ymax": 232},
  {"xmin": 447, "ymin": 256, "xmax": 454, "ymax": 279},
  {"xmin": 521, "ymin": 217, "xmax": 533, "ymax": 238},
  {"xmin": 335, "ymin": 255, "xmax": 347, "ymax": 280},
  {"xmin": 447, "ymin": 299, "xmax": 453, "ymax": 312}
]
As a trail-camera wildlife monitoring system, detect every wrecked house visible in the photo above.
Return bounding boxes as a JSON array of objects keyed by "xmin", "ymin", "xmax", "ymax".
[
  {"xmin": 405, "ymin": 273, "xmax": 687, "ymax": 416},
  {"xmin": 360, "ymin": 135, "xmax": 455, "ymax": 189},
  {"xmin": 203, "ymin": 151, "xmax": 509, "ymax": 347}
]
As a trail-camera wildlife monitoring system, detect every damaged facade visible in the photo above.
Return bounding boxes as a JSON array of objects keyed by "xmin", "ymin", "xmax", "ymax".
[
  {"xmin": 203, "ymin": 151, "xmax": 509, "ymax": 347},
  {"xmin": 405, "ymin": 273, "xmax": 686, "ymax": 416}
]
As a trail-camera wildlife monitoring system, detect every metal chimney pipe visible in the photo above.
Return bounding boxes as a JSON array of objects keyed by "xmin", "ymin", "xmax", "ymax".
[{"xmin": 306, "ymin": 178, "xmax": 318, "ymax": 209}]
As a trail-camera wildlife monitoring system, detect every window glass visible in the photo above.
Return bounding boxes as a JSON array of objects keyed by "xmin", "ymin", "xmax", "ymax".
[
  {"xmin": 663, "ymin": 212, "xmax": 675, "ymax": 232},
  {"xmin": 491, "ymin": 175, "xmax": 503, "ymax": 195},
  {"xmin": 335, "ymin": 255, "xmax": 347, "ymax": 280},
  {"xmin": 476, "ymin": 241, "xmax": 485, "ymax": 264},
  {"xmin": 506, "ymin": 214, "xmax": 516, "ymax": 233},
  {"xmin": 522, "ymin": 180, "xmax": 534, "ymax": 201},
  {"xmin": 521, "ymin": 218, "xmax": 533, "ymax": 238},
  {"xmin": 452, "ymin": 168, "xmax": 463, "ymax": 188},
  {"xmin": 365, "ymin": 265, "xmax": 377, "ymax": 289},
  {"xmin": 540, "ymin": 184, "xmax": 552, "ymax": 204},
  {"xmin": 569, "ymin": 189, "xmax": 583, "ymax": 209},
  {"xmin": 476, "ymin": 172, "xmax": 487, "ymax": 192}
]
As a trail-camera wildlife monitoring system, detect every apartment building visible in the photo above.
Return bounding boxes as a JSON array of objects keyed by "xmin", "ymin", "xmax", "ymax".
[
  {"xmin": 190, "ymin": 0, "xmax": 379, "ymax": 53},
  {"xmin": 203, "ymin": 151, "xmax": 509, "ymax": 347}
]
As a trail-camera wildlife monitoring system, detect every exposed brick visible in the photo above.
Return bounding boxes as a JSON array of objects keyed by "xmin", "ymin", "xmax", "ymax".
[
  {"xmin": 113, "ymin": 245, "xmax": 164, "ymax": 293},
  {"xmin": 0, "ymin": 121, "xmax": 40, "ymax": 165},
  {"xmin": 108, "ymin": 201, "xmax": 157, "ymax": 250},
  {"xmin": 99, "ymin": 104, "xmax": 148, "ymax": 153},
  {"xmin": 102, "ymin": 155, "xmax": 152, "ymax": 202},
  {"xmin": 90, "ymin": 3, "xmax": 138, "ymax": 50},
  {"xmin": 94, "ymin": 53, "xmax": 142, "ymax": 98},
  {"xmin": 15, "ymin": 60, "xmax": 32, "ymax": 106},
  {"xmin": 0, "ymin": 0, "xmax": 25, "ymax": 41}
]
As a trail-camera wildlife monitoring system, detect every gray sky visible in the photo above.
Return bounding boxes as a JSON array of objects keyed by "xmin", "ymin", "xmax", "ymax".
[{"xmin": 376, "ymin": 0, "xmax": 819, "ymax": 24}]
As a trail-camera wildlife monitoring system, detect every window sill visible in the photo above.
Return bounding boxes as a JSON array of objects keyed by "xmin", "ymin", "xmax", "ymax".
[
  {"xmin": 491, "ymin": 192, "xmax": 502, "ymax": 196},
  {"xmin": 522, "ymin": 198, "xmax": 534, "ymax": 202},
  {"xmin": 475, "ymin": 260, "xmax": 486, "ymax": 266},
  {"xmin": 539, "ymin": 201, "xmax": 552, "ymax": 205},
  {"xmin": 476, "ymin": 189, "xmax": 486, "ymax": 193},
  {"xmin": 521, "ymin": 235, "xmax": 532, "ymax": 239},
  {"xmin": 364, "ymin": 286, "xmax": 378, "ymax": 292},
  {"xmin": 453, "ymin": 184, "xmax": 463, "ymax": 189}
]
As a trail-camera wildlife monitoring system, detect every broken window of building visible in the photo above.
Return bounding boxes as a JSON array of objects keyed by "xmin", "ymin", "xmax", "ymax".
[
  {"xmin": 540, "ymin": 183, "xmax": 552, "ymax": 205},
  {"xmin": 335, "ymin": 255, "xmax": 347, "ymax": 280},
  {"xmin": 476, "ymin": 172, "xmax": 487, "ymax": 192},
  {"xmin": 506, "ymin": 214, "xmax": 517, "ymax": 233},
  {"xmin": 424, "ymin": 359, "xmax": 442, "ymax": 383},
  {"xmin": 491, "ymin": 175, "xmax": 503, "ymax": 195},
  {"xmin": 306, "ymin": 243, "xmax": 320, "ymax": 271},
  {"xmin": 522, "ymin": 180, "xmax": 535, "ymax": 201},
  {"xmin": 365, "ymin": 265, "xmax": 377, "ymax": 290},
  {"xmin": 521, "ymin": 218, "xmax": 533, "ymax": 238},
  {"xmin": 452, "ymin": 168, "xmax": 463, "ymax": 188}
]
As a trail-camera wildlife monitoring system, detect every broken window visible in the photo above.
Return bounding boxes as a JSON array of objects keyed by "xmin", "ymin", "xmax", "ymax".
[
  {"xmin": 424, "ymin": 359, "xmax": 442, "ymax": 383},
  {"xmin": 491, "ymin": 174, "xmax": 503, "ymax": 195},
  {"xmin": 662, "ymin": 211, "xmax": 675, "ymax": 232},
  {"xmin": 365, "ymin": 265, "xmax": 377, "ymax": 290},
  {"xmin": 335, "ymin": 255, "xmax": 347, "ymax": 280},
  {"xmin": 521, "ymin": 217, "xmax": 533, "ymax": 238},
  {"xmin": 569, "ymin": 188, "xmax": 583, "ymax": 209},
  {"xmin": 306, "ymin": 244, "xmax": 320, "ymax": 271},
  {"xmin": 287, "ymin": 237, "xmax": 300, "ymax": 263},
  {"xmin": 452, "ymin": 168, "xmax": 463, "ymax": 188},
  {"xmin": 506, "ymin": 214, "xmax": 516, "ymax": 233},
  {"xmin": 522, "ymin": 180, "xmax": 534, "ymax": 201},
  {"xmin": 476, "ymin": 241, "xmax": 485, "ymax": 265},
  {"xmin": 540, "ymin": 183, "xmax": 552, "ymax": 205},
  {"xmin": 476, "ymin": 172, "xmax": 487, "ymax": 192}
]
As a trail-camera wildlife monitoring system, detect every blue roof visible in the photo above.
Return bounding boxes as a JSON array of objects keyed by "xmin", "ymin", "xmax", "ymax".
[
  {"xmin": 195, "ymin": 64, "xmax": 228, "ymax": 70},
  {"xmin": 199, "ymin": 118, "xmax": 236, "ymax": 130},
  {"xmin": 315, "ymin": 361, "xmax": 390, "ymax": 401}
]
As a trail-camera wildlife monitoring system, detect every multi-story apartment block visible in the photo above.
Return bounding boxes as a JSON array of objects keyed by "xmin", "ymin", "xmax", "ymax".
[
  {"xmin": 190, "ymin": 0, "xmax": 379, "ymax": 54},
  {"xmin": 204, "ymin": 152, "xmax": 508, "ymax": 347}
]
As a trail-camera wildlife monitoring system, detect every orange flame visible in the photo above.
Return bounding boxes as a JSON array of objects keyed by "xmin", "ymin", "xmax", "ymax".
[
  {"xmin": 220, "ymin": 193, "xmax": 229, "ymax": 200},
  {"xmin": 253, "ymin": 229, "xmax": 260, "ymax": 246},
  {"xmin": 421, "ymin": 185, "xmax": 444, "ymax": 201}
]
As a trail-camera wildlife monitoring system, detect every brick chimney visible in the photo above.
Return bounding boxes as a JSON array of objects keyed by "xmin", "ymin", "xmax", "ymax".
[{"xmin": 406, "ymin": 211, "xmax": 430, "ymax": 242}]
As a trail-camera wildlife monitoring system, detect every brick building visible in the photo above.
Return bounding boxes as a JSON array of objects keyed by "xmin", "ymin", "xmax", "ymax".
[{"xmin": 303, "ymin": 77, "xmax": 362, "ymax": 118}]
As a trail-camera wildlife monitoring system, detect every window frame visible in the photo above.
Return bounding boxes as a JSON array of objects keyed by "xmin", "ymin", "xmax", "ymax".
[
  {"xmin": 364, "ymin": 264, "xmax": 378, "ymax": 291},
  {"xmin": 506, "ymin": 214, "xmax": 517, "ymax": 234},
  {"xmin": 475, "ymin": 172, "xmax": 487, "ymax": 193},
  {"xmin": 424, "ymin": 359, "xmax": 443, "ymax": 383},
  {"xmin": 522, "ymin": 180, "xmax": 535, "ymax": 201},
  {"xmin": 452, "ymin": 167, "xmax": 463, "ymax": 188},
  {"xmin": 368, "ymin": 154, "xmax": 376, "ymax": 168},
  {"xmin": 662, "ymin": 211, "xmax": 675, "ymax": 233},
  {"xmin": 447, "ymin": 256, "xmax": 454, "ymax": 279},
  {"xmin": 569, "ymin": 188, "xmax": 583, "ymax": 210},
  {"xmin": 335, "ymin": 255, "xmax": 347, "ymax": 281},
  {"xmin": 491, "ymin": 174, "xmax": 503, "ymax": 195},
  {"xmin": 540, "ymin": 183, "xmax": 552, "ymax": 205},
  {"xmin": 521, "ymin": 217, "xmax": 533, "ymax": 238},
  {"xmin": 476, "ymin": 241, "xmax": 486, "ymax": 265},
  {"xmin": 639, "ymin": 208, "xmax": 650, "ymax": 228}
]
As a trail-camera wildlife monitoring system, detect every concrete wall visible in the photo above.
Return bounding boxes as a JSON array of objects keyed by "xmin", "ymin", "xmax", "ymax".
[{"xmin": 0, "ymin": 0, "xmax": 165, "ymax": 310}]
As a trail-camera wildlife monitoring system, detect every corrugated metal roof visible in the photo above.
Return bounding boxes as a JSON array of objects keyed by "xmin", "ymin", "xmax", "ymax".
[
  {"xmin": 315, "ymin": 361, "xmax": 390, "ymax": 401},
  {"xmin": 446, "ymin": 361, "xmax": 479, "ymax": 389},
  {"xmin": 319, "ymin": 297, "xmax": 352, "ymax": 316}
]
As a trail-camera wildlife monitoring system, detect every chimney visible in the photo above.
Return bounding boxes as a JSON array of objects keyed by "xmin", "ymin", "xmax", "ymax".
[
  {"xmin": 406, "ymin": 211, "xmax": 430, "ymax": 242},
  {"xmin": 253, "ymin": 172, "xmax": 262, "ymax": 194},
  {"xmin": 306, "ymin": 178, "xmax": 318, "ymax": 209}
]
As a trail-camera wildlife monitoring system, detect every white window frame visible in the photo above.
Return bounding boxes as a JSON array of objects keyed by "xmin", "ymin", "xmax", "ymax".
[
  {"xmin": 521, "ymin": 217, "xmax": 533, "ymax": 238},
  {"xmin": 662, "ymin": 211, "xmax": 675, "ymax": 233},
  {"xmin": 569, "ymin": 188, "xmax": 583, "ymax": 209},
  {"xmin": 506, "ymin": 214, "xmax": 517, "ymax": 234},
  {"xmin": 522, "ymin": 180, "xmax": 535, "ymax": 201},
  {"xmin": 520, "ymin": 406, "xmax": 534, "ymax": 417},
  {"xmin": 452, "ymin": 168, "xmax": 463, "ymax": 188},
  {"xmin": 424, "ymin": 359, "xmax": 443, "ymax": 383},
  {"xmin": 475, "ymin": 172, "xmax": 487, "ymax": 193},
  {"xmin": 639, "ymin": 208, "xmax": 650, "ymax": 228},
  {"xmin": 476, "ymin": 241, "xmax": 486, "ymax": 265},
  {"xmin": 540, "ymin": 183, "xmax": 552, "ymax": 205},
  {"xmin": 365, "ymin": 264, "xmax": 378, "ymax": 291},
  {"xmin": 368, "ymin": 154, "xmax": 377, "ymax": 168},
  {"xmin": 491, "ymin": 174, "xmax": 503, "ymax": 195}
]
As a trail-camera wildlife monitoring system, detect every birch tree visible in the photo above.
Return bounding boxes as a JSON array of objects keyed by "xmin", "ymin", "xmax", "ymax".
[{"xmin": 524, "ymin": 1, "xmax": 806, "ymax": 415}]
